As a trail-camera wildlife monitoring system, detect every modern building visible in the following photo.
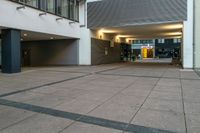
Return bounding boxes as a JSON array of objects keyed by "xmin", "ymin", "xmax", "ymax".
[{"xmin": 0, "ymin": 0, "xmax": 199, "ymax": 73}]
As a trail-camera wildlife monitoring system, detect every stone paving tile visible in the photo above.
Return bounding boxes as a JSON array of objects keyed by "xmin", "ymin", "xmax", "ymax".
[
  {"xmin": 157, "ymin": 78, "xmax": 181, "ymax": 87},
  {"xmin": 25, "ymin": 94, "xmax": 74, "ymax": 108},
  {"xmin": 162, "ymin": 71, "xmax": 180, "ymax": 78},
  {"xmin": 0, "ymin": 88, "xmax": 18, "ymax": 96},
  {"xmin": 153, "ymin": 85, "xmax": 182, "ymax": 93},
  {"xmin": 107, "ymin": 93, "xmax": 146, "ymax": 107},
  {"xmin": 30, "ymin": 86, "xmax": 67, "ymax": 94},
  {"xmin": 86, "ymin": 80, "xmax": 131, "ymax": 88},
  {"xmin": 133, "ymin": 77, "xmax": 158, "ymax": 86},
  {"xmin": 183, "ymin": 88, "xmax": 200, "ymax": 103},
  {"xmin": 74, "ymin": 91, "xmax": 115, "ymax": 103},
  {"xmin": 55, "ymin": 99, "xmax": 102, "ymax": 114},
  {"xmin": 0, "ymin": 114, "xmax": 73, "ymax": 133},
  {"xmin": 120, "ymin": 89, "xmax": 151, "ymax": 97},
  {"xmin": 127, "ymin": 83, "xmax": 155, "ymax": 91},
  {"xmin": 4, "ymin": 92, "xmax": 46, "ymax": 102},
  {"xmin": 89, "ymin": 100, "xmax": 139, "ymax": 123},
  {"xmin": 149, "ymin": 90, "xmax": 182, "ymax": 101},
  {"xmin": 60, "ymin": 122, "xmax": 122, "ymax": 133},
  {"xmin": 132, "ymin": 108, "xmax": 186, "ymax": 133},
  {"xmin": 186, "ymin": 114, "xmax": 200, "ymax": 133},
  {"xmin": 74, "ymin": 84, "xmax": 124, "ymax": 94},
  {"xmin": 184, "ymin": 102, "xmax": 200, "ymax": 114},
  {"xmin": 180, "ymin": 71, "xmax": 200, "ymax": 79},
  {"xmin": 51, "ymin": 88, "xmax": 89, "ymax": 98},
  {"xmin": 0, "ymin": 106, "xmax": 35, "ymax": 130},
  {"xmin": 142, "ymin": 98, "xmax": 183, "ymax": 113},
  {"xmin": 181, "ymin": 80, "xmax": 200, "ymax": 89},
  {"xmin": 0, "ymin": 71, "xmax": 85, "ymax": 94}
]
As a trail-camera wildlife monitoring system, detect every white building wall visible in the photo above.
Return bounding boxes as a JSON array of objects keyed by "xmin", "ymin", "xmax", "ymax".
[
  {"xmin": 78, "ymin": 1, "xmax": 92, "ymax": 65},
  {"xmin": 194, "ymin": 0, "xmax": 200, "ymax": 68},
  {"xmin": 0, "ymin": 0, "xmax": 80, "ymax": 38},
  {"xmin": 183, "ymin": 0, "xmax": 194, "ymax": 69}
]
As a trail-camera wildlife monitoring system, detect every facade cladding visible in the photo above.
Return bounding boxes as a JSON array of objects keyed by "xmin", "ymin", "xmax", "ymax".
[{"xmin": 87, "ymin": 0, "xmax": 187, "ymax": 28}]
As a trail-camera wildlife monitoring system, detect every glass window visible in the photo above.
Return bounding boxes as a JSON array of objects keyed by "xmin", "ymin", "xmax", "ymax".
[
  {"xmin": 26, "ymin": 0, "xmax": 39, "ymax": 8},
  {"xmin": 69, "ymin": 0, "xmax": 74, "ymax": 19},
  {"xmin": 74, "ymin": 1, "xmax": 79, "ymax": 21},
  {"xmin": 56, "ymin": 0, "xmax": 68, "ymax": 17},
  {"xmin": 158, "ymin": 39, "xmax": 165, "ymax": 44},
  {"xmin": 178, "ymin": 38, "xmax": 181, "ymax": 43},
  {"xmin": 173, "ymin": 38, "xmax": 178, "ymax": 43},
  {"xmin": 17, "ymin": 0, "xmax": 38, "ymax": 7},
  {"xmin": 40, "ymin": 0, "xmax": 46, "ymax": 11},
  {"xmin": 46, "ymin": 0, "xmax": 55, "ymax": 13}
]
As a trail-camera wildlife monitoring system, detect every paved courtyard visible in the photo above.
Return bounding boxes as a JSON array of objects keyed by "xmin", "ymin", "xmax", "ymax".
[{"xmin": 0, "ymin": 63, "xmax": 200, "ymax": 133}]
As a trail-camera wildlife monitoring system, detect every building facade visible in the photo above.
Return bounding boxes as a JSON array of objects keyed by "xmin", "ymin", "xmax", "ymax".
[{"xmin": 0, "ymin": 0, "xmax": 199, "ymax": 73}]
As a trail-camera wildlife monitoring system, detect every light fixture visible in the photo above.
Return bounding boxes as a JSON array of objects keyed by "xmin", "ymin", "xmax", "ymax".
[
  {"xmin": 39, "ymin": 12, "xmax": 47, "ymax": 16},
  {"xmin": 56, "ymin": 17, "xmax": 63, "ymax": 21},
  {"xmin": 116, "ymin": 35, "xmax": 134, "ymax": 38},
  {"xmin": 163, "ymin": 24, "xmax": 183, "ymax": 30},
  {"xmin": 50, "ymin": 37, "xmax": 54, "ymax": 40},
  {"xmin": 21, "ymin": 38, "xmax": 23, "ymax": 41},
  {"xmin": 23, "ymin": 33, "xmax": 28, "ymax": 37},
  {"xmin": 16, "ymin": 5, "xmax": 25, "ymax": 10},
  {"xmin": 99, "ymin": 35, "xmax": 102, "ymax": 39},
  {"xmin": 69, "ymin": 21, "xmax": 76, "ymax": 24},
  {"xmin": 99, "ymin": 29, "xmax": 117, "ymax": 34},
  {"xmin": 165, "ymin": 32, "xmax": 182, "ymax": 36}
]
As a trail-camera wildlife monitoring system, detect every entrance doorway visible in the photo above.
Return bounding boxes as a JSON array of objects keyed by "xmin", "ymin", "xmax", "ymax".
[{"xmin": 142, "ymin": 47, "xmax": 154, "ymax": 58}]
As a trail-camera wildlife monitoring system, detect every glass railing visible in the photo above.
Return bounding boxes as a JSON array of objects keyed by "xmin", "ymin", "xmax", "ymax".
[{"xmin": 10, "ymin": 0, "xmax": 79, "ymax": 21}]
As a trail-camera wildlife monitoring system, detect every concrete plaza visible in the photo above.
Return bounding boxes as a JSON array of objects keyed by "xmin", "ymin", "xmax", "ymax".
[{"xmin": 0, "ymin": 63, "xmax": 200, "ymax": 133}]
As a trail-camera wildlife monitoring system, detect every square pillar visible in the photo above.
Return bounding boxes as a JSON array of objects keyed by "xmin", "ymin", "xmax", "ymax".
[
  {"xmin": 183, "ymin": 0, "xmax": 194, "ymax": 69},
  {"xmin": 1, "ymin": 29, "xmax": 21, "ymax": 73}
]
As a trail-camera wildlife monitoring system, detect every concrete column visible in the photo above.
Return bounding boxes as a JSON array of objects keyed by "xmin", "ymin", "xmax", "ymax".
[
  {"xmin": 1, "ymin": 29, "xmax": 21, "ymax": 73},
  {"xmin": 183, "ymin": 0, "xmax": 194, "ymax": 69}
]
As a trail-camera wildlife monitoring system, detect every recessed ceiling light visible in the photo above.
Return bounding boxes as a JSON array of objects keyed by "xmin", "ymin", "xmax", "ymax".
[{"xmin": 23, "ymin": 33, "xmax": 28, "ymax": 37}]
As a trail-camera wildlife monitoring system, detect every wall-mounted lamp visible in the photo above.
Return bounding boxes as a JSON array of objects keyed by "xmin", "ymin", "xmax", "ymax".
[
  {"xmin": 69, "ymin": 21, "xmax": 76, "ymax": 24},
  {"xmin": 16, "ymin": 5, "xmax": 25, "ymax": 10},
  {"xmin": 56, "ymin": 17, "xmax": 64, "ymax": 21},
  {"xmin": 39, "ymin": 12, "xmax": 47, "ymax": 16},
  {"xmin": 23, "ymin": 33, "xmax": 28, "ymax": 37},
  {"xmin": 99, "ymin": 35, "xmax": 102, "ymax": 39}
]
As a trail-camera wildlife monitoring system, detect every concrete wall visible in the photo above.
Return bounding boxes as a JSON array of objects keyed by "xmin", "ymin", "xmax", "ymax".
[
  {"xmin": 91, "ymin": 38, "xmax": 121, "ymax": 65},
  {"xmin": 194, "ymin": 0, "xmax": 200, "ymax": 69},
  {"xmin": 22, "ymin": 39, "xmax": 79, "ymax": 66}
]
